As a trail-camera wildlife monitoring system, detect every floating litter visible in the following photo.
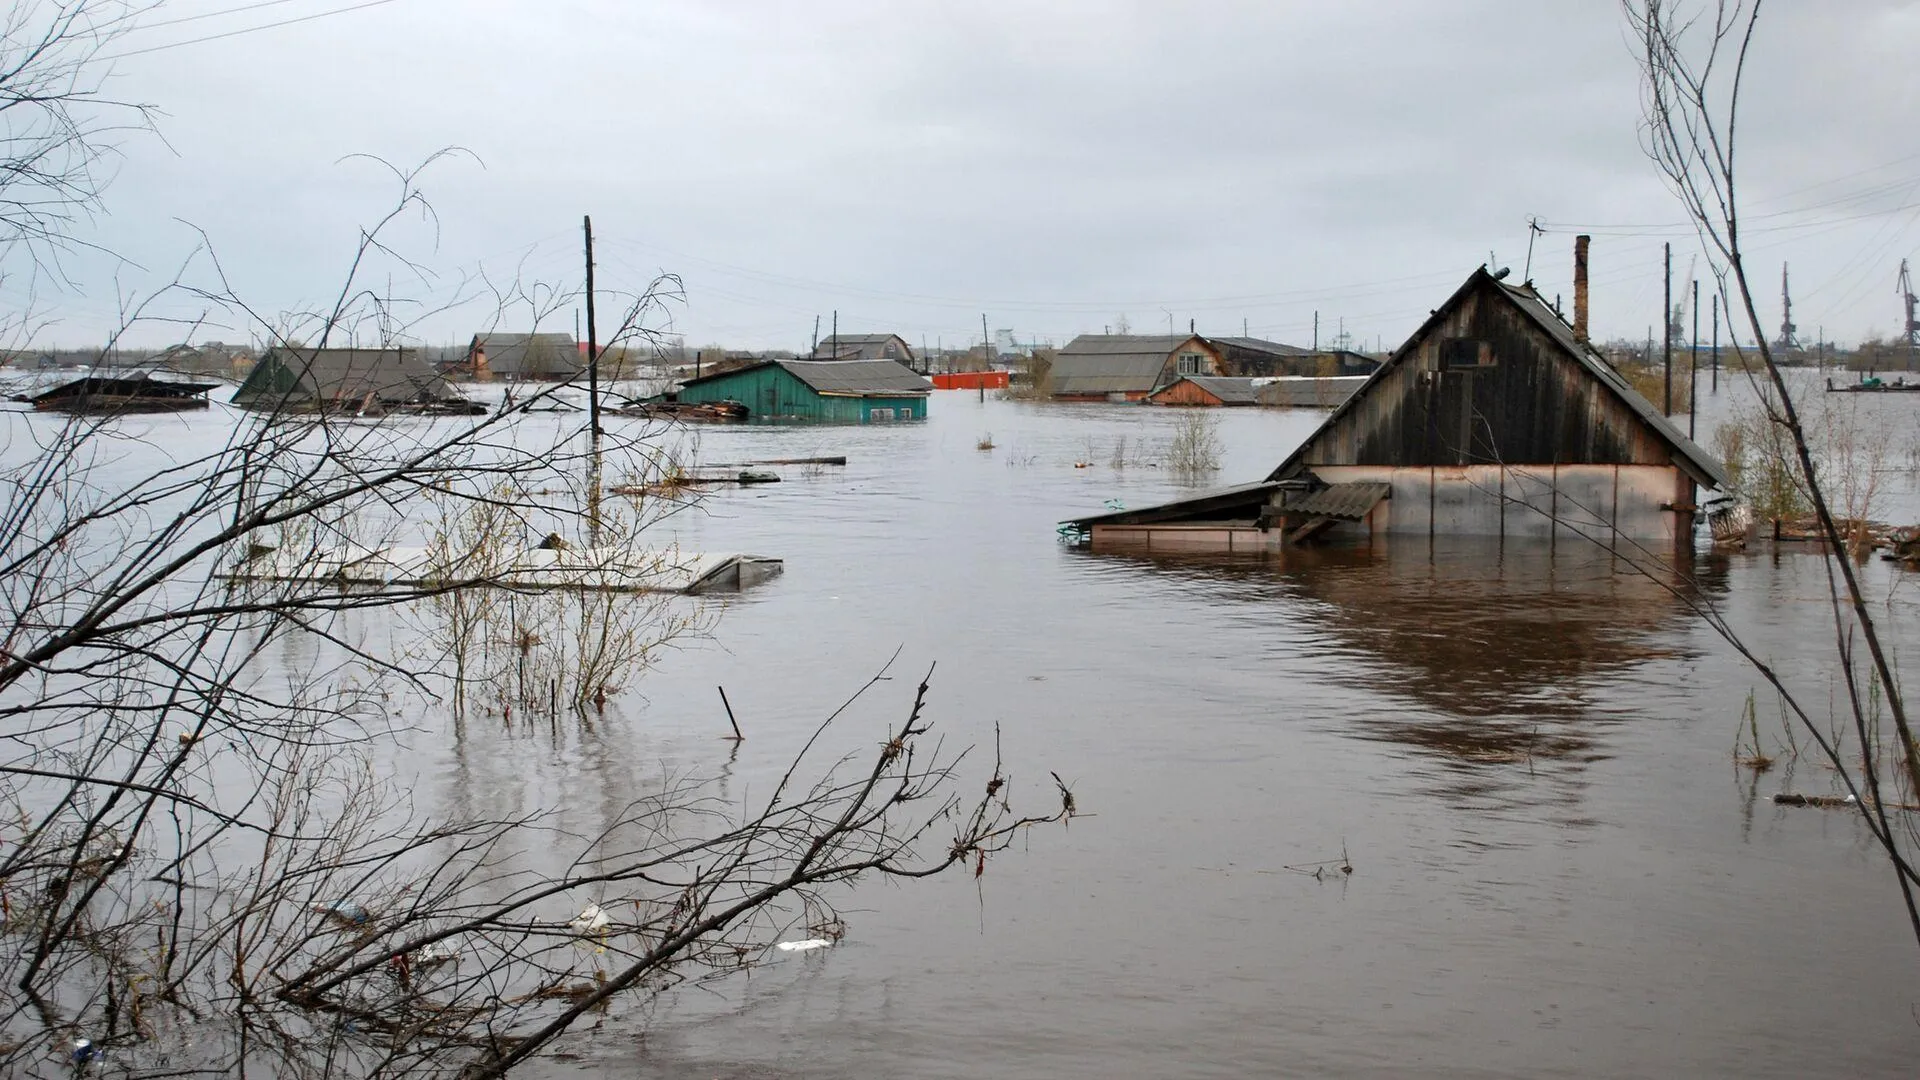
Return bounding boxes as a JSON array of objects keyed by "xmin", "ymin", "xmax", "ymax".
[{"xmin": 774, "ymin": 938, "xmax": 834, "ymax": 952}]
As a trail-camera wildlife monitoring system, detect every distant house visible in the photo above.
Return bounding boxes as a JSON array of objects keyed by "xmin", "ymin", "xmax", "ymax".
[
  {"xmin": 232, "ymin": 347, "xmax": 475, "ymax": 413},
  {"xmin": 812, "ymin": 333, "xmax": 916, "ymax": 365},
  {"xmin": 1065, "ymin": 267, "xmax": 1727, "ymax": 552},
  {"xmin": 1148, "ymin": 376, "xmax": 1260, "ymax": 407},
  {"xmin": 154, "ymin": 342, "xmax": 253, "ymax": 378},
  {"xmin": 1254, "ymin": 376, "xmax": 1369, "ymax": 409},
  {"xmin": 670, "ymin": 359, "xmax": 931, "ymax": 423},
  {"xmin": 463, "ymin": 333, "xmax": 583, "ymax": 381},
  {"xmin": 1048, "ymin": 335, "xmax": 1221, "ymax": 401}
]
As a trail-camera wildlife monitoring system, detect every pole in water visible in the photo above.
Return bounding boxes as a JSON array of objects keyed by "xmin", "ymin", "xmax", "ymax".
[
  {"xmin": 583, "ymin": 215, "xmax": 601, "ymax": 438},
  {"xmin": 1689, "ymin": 279, "xmax": 1699, "ymax": 441},
  {"xmin": 717, "ymin": 686, "xmax": 744, "ymax": 741},
  {"xmin": 1711, "ymin": 294, "xmax": 1719, "ymax": 393},
  {"xmin": 1662, "ymin": 242, "xmax": 1672, "ymax": 415},
  {"xmin": 981, "ymin": 313, "xmax": 990, "ymax": 402}
]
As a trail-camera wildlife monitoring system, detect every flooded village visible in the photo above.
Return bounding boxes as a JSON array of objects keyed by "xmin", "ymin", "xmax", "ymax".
[{"xmin": 6, "ymin": 3, "xmax": 1920, "ymax": 1079}]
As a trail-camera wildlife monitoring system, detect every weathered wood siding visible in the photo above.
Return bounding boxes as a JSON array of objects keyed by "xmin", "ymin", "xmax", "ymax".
[
  {"xmin": 1310, "ymin": 463, "xmax": 1685, "ymax": 543},
  {"xmin": 1148, "ymin": 380, "xmax": 1227, "ymax": 407},
  {"xmin": 1294, "ymin": 281, "xmax": 1673, "ymax": 470}
]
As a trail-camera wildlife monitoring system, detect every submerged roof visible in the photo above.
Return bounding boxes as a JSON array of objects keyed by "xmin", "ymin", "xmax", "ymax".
[
  {"xmin": 1266, "ymin": 268, "xmax": 1728, "ymax": 489},
  {"xmin": 471, "ymin": 333, "xmax": 581, "ymax": 376},
  {"xmin": 1154, "ymin": 375, "xmax": 1261, "ymax": 404},
  {"xmin": 679, "ymin": 358, "xmax": 931, "ymax": 397},
  {"xmin": 1051, "ymin": 334, "xmax": 1204, "ymax": 395}
]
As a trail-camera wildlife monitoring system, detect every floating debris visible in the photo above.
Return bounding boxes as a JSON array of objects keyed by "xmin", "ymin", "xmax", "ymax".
[
  {"xmin": 774, "ymin": 938, "xmax": 834, "ymax": 952},
  {"xmin": 314, "ymin": 900, "xmax": 371, "ymax": 927},
  {"xmin": 570, "ymin": 905, "xmax": 611, "ymax": 934}
]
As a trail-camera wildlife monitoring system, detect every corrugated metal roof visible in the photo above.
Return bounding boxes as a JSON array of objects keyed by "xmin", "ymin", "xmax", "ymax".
[
  {"xmin": 1280, "ymin": 481, "xmax": 1391, "ymax": 521},
  {"xmin": 1051, "ymin": 334, "xmax": 1199, "ymax": 395},
  {"xmin": 777, "ymin": 359, "xmax": 930, "ymax": 396}
]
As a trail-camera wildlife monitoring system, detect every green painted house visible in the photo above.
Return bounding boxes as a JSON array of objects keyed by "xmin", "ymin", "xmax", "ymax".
[{"xmin": 670, "ymin": 359, "xmax": 931, "ymax": 423}]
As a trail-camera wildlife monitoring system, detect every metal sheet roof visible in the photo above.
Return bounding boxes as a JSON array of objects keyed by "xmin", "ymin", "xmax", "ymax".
[
  {"xmin": 1158, "ymin": 376, "xmax": 1260, "ymax": 404},
  {"xmin": 1209, "ymin": 336, "xmax": 1314, "ymax": 357},
  {"xmin": 1280, "ymin": 481, "xmax": 1391, "ymax": 521},
  {"xmin": 1062, "ymin": 479, "xmax": 1283, "ymax": 528},
  {"xmin": 777, "ymin": 359, "xmax": 930, "ymax": 396}
]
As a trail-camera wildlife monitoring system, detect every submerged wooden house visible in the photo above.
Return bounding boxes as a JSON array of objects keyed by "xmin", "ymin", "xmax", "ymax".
[
  {"xmin": 669, "ymin": 359, "xmax": 931, "ymax": 422},
  {"xmin": 1048, "ymin": 335, "xmax": 1221, "ymax": 401},
  {"xmin": 1147, "ymin": 376, "xmax": 1261, "ymax": 407},
  {"xmin": 1066, "ymin": 267, "xmax": 1727, "ymax": 553},
  {"xmin": 461, "ymin": 333, "xmax": 582, "ymax": 381},
  {"xmin": 24, "ymin": 373, "xmax": 221, "ymax": 414},
  {"xmin": 232, "ymin": 347, "xmax": 479, "ymax": 414},
  {"xmin": 812, "ymin": 333, "xmax": 916, "ymax": 365}
]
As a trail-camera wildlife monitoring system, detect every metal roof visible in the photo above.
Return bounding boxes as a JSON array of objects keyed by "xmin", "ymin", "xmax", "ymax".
[
  {"xmin": 1051, "ymin": 334, "xmax": 1201, "ymax": 395},
  {"xmin": 1156, "ymin": 376, "xmax": 1260, "ymax": 404},
  {"xmin": 236, "ymin": 347, "xmax": 461, "ymax": 406},
  {"xmin": 1280, "ymin": 481, "xmax": 1391, "ymax": 521},
  {"xmin": 778, "ymin": 359, "xmax": 930, "ymax": 395}
]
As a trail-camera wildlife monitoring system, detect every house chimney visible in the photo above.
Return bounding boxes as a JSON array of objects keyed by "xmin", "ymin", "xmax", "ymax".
[{"xmin": 1573, "ymin": 234, "xmax": 1591, "ymax": 344}]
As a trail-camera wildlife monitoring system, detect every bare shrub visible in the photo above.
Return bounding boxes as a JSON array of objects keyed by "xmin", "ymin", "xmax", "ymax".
[{"xmin": 1166, "ymin": 409, "xmax": 1223, "ymax": 474}]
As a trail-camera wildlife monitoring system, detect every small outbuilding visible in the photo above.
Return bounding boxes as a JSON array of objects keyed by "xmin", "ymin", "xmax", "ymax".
[
  {"xmin": 670, "ymin": 358, "xmax": 931, "ymax": 423},
  {"xmin": 1148, "ymin": 376, "xmax": 1260, "ymax": 407},
  {"xmin": 1065, "ymin": 267, "xmax": 1727, "ymax": 553},
  {"xmin": 233, "ymin": 347, "xmax": 478, "ymax": 414},
  {"xmin": 1049, "ymin": 334, "xmax": 1221, "ymax": 401}
]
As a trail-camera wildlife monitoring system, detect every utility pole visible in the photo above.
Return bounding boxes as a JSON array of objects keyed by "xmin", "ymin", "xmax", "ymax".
[
  {"xmin": 583, "ymin": 215, "xmax": 600, "ymax": 438},
  {"xmin": 1313, "ymin": 311, "xmax": 1319, "ymax": 352},
  {"xmin": 1689, "ymin": 279, "xmax": 1699, "ymax": 440},
  {"xmin": 1243, "ymin": 317, "xmax": 1249, "ymax": 337},
  {"xmin": 981, "ymin": 313, "xmax": 990, "ymax": 402},
  {"xmin": 1662, "ymin": 242, "xmax": 1672, "ymax": 415},
  {"xmin": 830, "ymin": 310, "xmax": 838, "ymax": 361},
  {"xmin": 811, "ymin": 315, "xmax": 820, "ymax": 358},
  {"xmin": 1711, "ymin": 293, "xmax": 1719, "ymax": 393},
  {"xmin": 1899, "ymin": 259, "xmax": 1918, "ymax": 371}
]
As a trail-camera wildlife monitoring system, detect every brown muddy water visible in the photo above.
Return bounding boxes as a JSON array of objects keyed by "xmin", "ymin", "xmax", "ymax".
[{"xmin": 26, "ymin": 376, "xmax": 1920, "ymax": 1077}]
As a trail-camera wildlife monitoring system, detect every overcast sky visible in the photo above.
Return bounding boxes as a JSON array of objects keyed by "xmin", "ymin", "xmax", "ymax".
[{"xmin": 24, "ymin": 0, "xmax": 1920, "ymax": 352}]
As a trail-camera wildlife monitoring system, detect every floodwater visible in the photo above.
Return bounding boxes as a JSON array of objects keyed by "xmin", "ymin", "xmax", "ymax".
[
  {"xmin": 17, "ymin": 372, "xmax": 1920, "ymax": 1077},
  {"xmin": 465, "ymin": 378, "xmax": 1919, "ymax": 1078}
]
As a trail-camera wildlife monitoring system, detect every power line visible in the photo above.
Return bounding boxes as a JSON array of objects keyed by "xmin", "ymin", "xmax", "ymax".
[{"xmin": 99, "ymin": 0, "xmax": 403, "ymax": 60}]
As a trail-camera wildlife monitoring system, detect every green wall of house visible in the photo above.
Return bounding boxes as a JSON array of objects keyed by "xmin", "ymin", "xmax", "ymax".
[{"xmin": 675, "ymin": 365, "xmax": 925, "ymax": 423}]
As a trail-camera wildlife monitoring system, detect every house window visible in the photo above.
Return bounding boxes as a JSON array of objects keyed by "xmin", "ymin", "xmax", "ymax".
[
  {"xmin": 1440, "ymin": 338, "xmax": 1493, "ymax": 370},
  {"xmin": 870, "ymin": 408, "xmax": 894, "ymax": 423},
  {"xmin": 1177, "ymin": 352, "xmax": 1206, "ymax": 375}
]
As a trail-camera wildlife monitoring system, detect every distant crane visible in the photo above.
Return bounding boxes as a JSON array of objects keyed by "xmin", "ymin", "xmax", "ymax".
[{"xmin": 1900, "ymin": 259, "xmax": 1918, "ymax": 371}]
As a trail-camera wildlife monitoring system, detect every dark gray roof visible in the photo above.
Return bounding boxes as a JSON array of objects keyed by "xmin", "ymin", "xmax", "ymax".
[
  {"xmin": 1208, "ymin": 336, "xmax": 1314, "ymax": 357},
  {"xmin": 1051, "ymin": 334, "xmax": 1198, "ymax": 395},
  {"xmin": 778, "ymin": 359, "xmax": 929, "ymax": 395},
  {"xmin": 472, "ymin": 333, "xmax": 581, "ymax": 378},
  {"xmin": 1063, "ymin": 479, "xmax": 1282, "ymax": 528},
  {"xmin": 1158, "ymin": 375, "xmax": 1260, "ymax": 404}
]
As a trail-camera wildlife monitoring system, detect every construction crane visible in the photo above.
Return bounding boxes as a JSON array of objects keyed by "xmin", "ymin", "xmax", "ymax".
[
  {"xmin": 1777, "ymin": 262, "xmax": 1799, "ymax": 354},
  {"xmin": 1901, "ymin": 259, "xmax": 1918, "ymax": 371}
]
